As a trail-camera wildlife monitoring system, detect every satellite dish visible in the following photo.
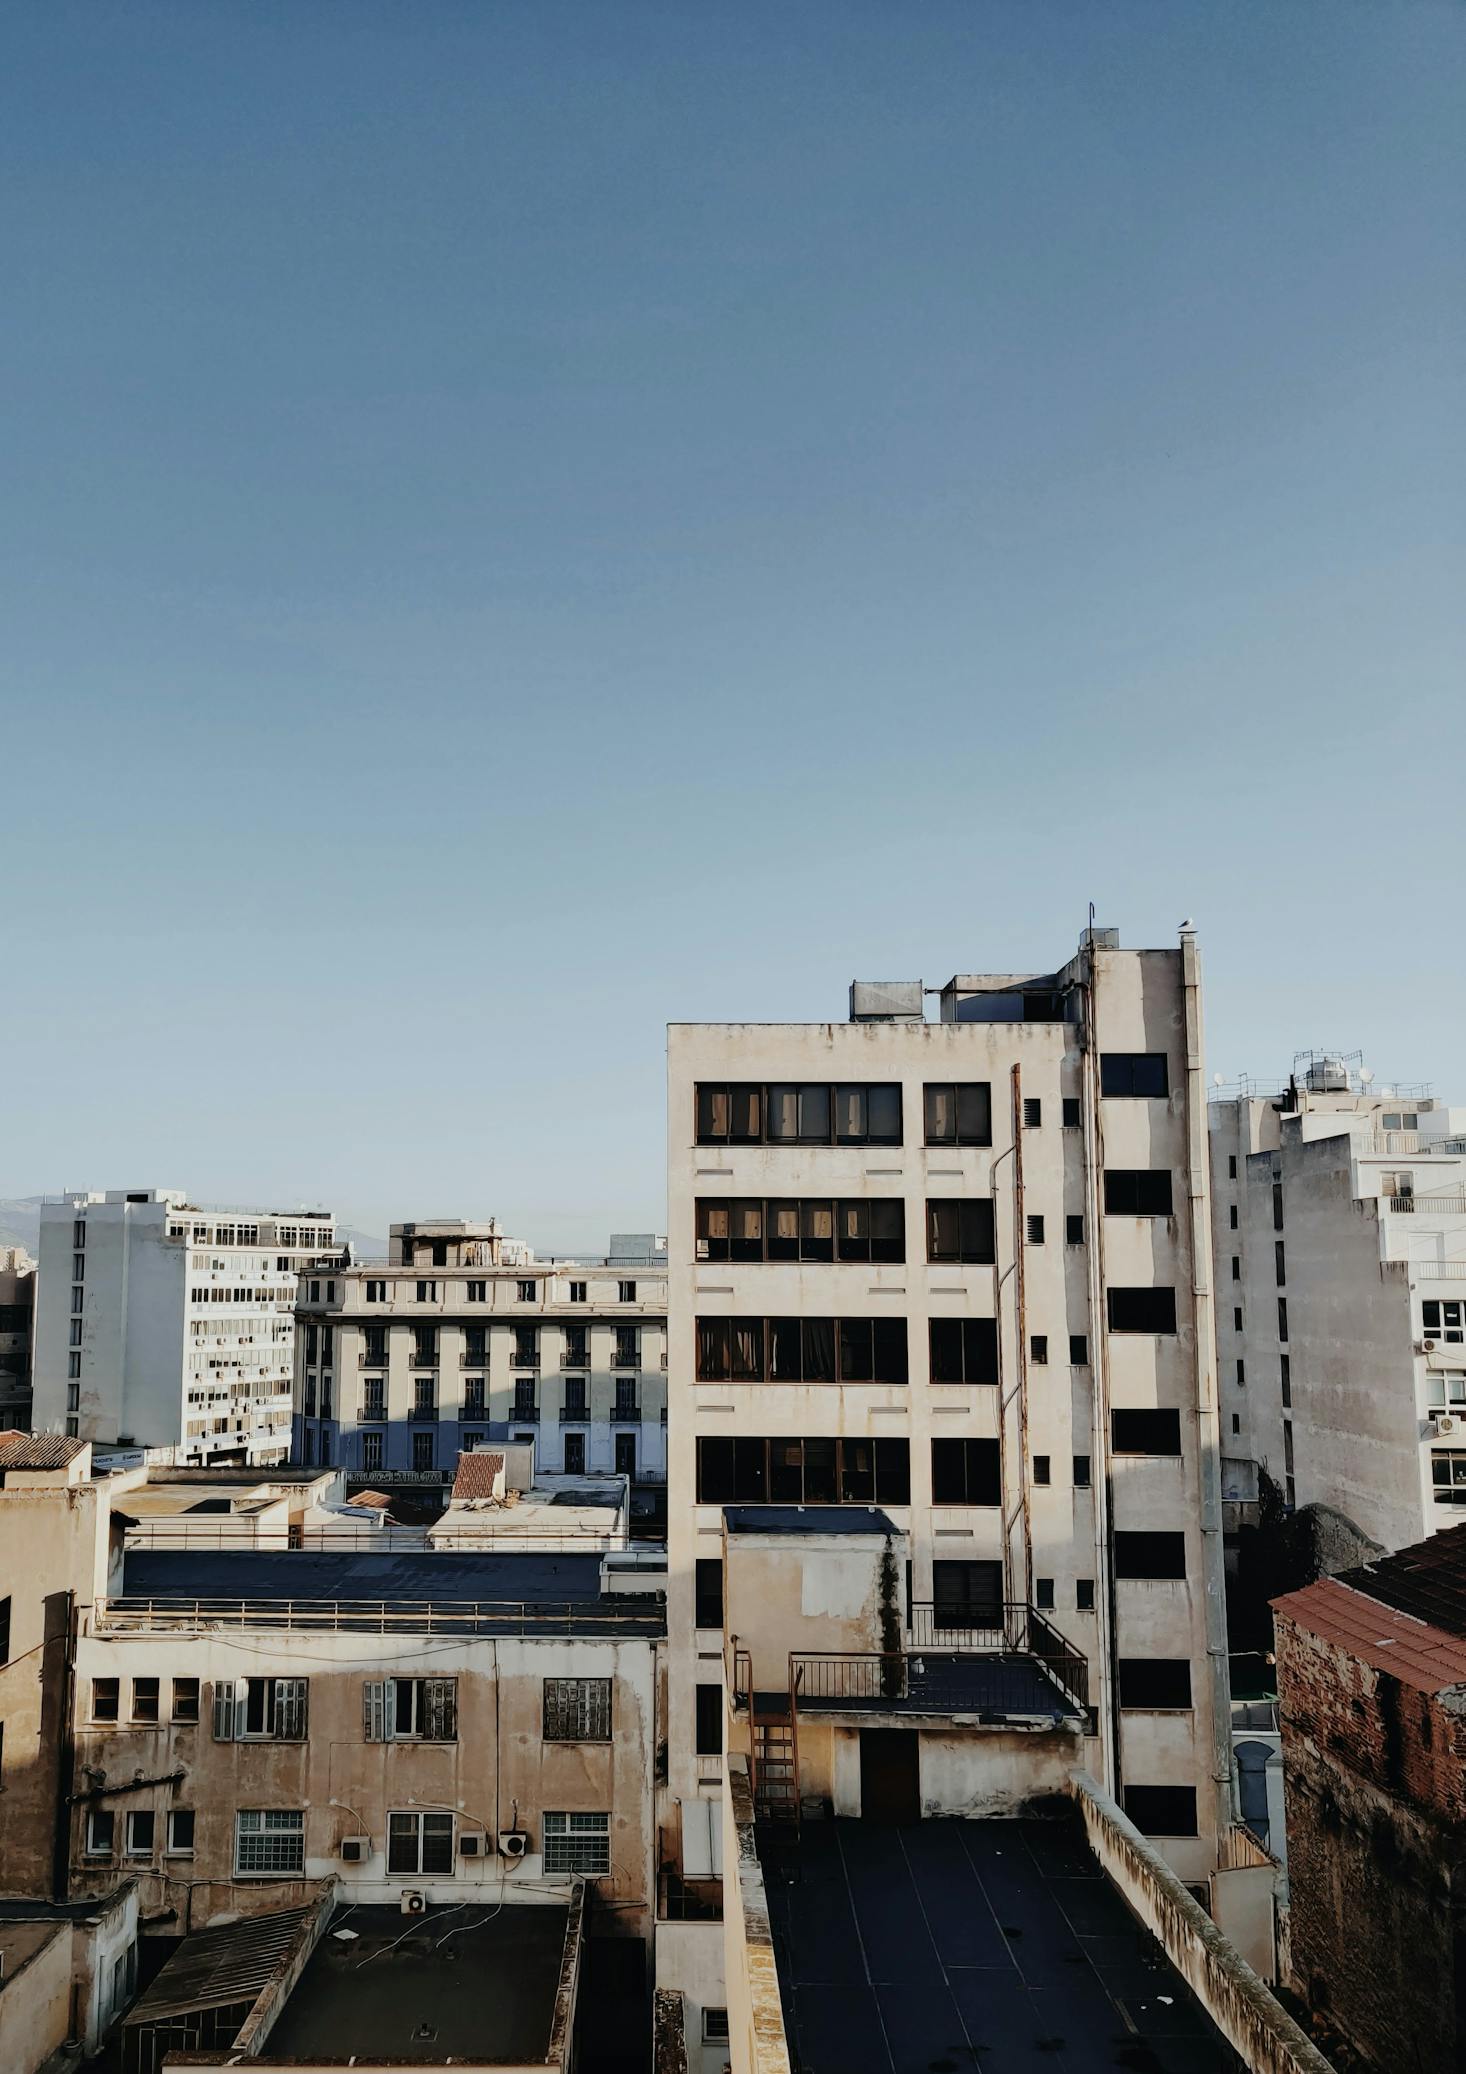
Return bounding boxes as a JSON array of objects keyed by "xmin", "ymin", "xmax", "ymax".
[
  {"xmin": 1213, "ymin": 1073, "xmax": 1223, "ymax": 1087},
  {"xmin": 1359, "ymin": 1068, "xmax": 1374, "ymax": 1087}
]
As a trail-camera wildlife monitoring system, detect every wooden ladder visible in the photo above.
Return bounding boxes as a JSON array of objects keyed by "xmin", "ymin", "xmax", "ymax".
[{"xmin": 752, "ymin": 1703, "xmax": 800, "ymax": 1823}]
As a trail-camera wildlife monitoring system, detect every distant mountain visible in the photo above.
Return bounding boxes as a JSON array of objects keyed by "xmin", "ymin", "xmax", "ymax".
[{"xmin": 0, "ymin": 1198, "xmax": 383, "ymax": 1261}]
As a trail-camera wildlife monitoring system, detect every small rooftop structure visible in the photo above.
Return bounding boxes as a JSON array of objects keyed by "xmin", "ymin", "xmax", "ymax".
[
  {"xmin": 724, "ymin": 1505, "xmax": 899, "ymax": 1538},
  {"xmin": 0, "ymin": 1431, "xmax": 89, "ymax": 1474},
  {"xmin": 430, "ymin": 1457, "xmax": 629, "ymax": 1552},
  {"xmin": 449, "ymin": 1448, "xmax": 508, "ymax": 1502}
]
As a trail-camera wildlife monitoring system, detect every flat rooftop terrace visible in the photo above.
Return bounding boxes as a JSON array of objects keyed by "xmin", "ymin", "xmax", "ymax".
[
  {"xmin": 758, "ymin": 1817, "xmax": 1235, "ymax": 2074},
  {"xmin": 114, "ymin": 1550, "xmax": 665, "ymax": 1634},
  {"xmin": 263, "ymin": 1903, "xmax": 569, "ymax": 2064}
]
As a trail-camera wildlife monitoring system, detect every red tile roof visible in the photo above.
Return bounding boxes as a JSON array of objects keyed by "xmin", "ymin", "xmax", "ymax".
[
  {"xmin": 0, "ymin": 1433, "xmax": 88, "ymax": 1470},
  {"xmin": 1333, "ymin": 1521, "xmax": 1466, "ymax": 1641},
  {"xmin": 1272, "ymin": 1576, "xmax": 1466, "ymax": 1693},
  {"xmin": 450, "ymin": 1451, "xmax": 506, "ymax": 1502}
]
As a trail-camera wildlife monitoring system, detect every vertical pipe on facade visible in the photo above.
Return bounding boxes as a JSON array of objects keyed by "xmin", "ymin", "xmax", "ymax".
[
  {"xmin": 1082, "ymin": 951, "xmax": 1120, "ymax": 1797},
  {"xmin": 1181, "ymin": 934, "xmax": 1236, "ymax": 1839},
  {"xmin": 1009, "ymin": 1064, "xmax": 1033, "ymax": 1608}
]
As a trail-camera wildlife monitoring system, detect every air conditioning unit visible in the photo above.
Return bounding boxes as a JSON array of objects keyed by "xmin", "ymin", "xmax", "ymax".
[
  {"xmin": 459, "ymin": 1833, "xmax": 485, "ymax": 1858},
  {"xmin": 1439, "ymin": 1417, "xmax": 1457, "ymax": 1436},
  {"xmin": 1424, "ymin": 1338, "xmax": 1439, "ymax": 1351},
  {"xmin": 498, "ymin": 1830, "xmax": 529, "ymax": 1860},
  {"xmin": 340, "ymin": 1836, "xmax": 369, "ymax": 1863},
  {"xmin": 400, "ymin": 1889, "xmax": 426, "ymax": 1915}
]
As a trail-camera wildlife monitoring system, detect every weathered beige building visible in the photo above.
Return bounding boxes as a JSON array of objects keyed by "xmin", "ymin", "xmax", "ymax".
[{"xmin": 0, "ymin": 1246, "xmax": 35, "ymax": 1432}]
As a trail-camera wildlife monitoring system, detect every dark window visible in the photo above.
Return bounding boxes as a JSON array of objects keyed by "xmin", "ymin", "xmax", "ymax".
[
  {"xmin": 1062, "ymin": 1097, "xmax": 1081, "ymax": 1128},
  {"xmin": 698, "ymin": 1199, "xmax": 904, "ymax": 1265},
  {"xmin": 1233, "ymin": 1306, "xmax": 1242, "ymax": 1331},
  {"xmin": 1076, "ymin": 1579, "xmax": 1095, "ymax": 1611},
  {"xmin": 697, "ymin": 1437, "xmax": 908, "ymax": 1505},
  {"xmin": 1036, "ymin": 1576, "xmax": 1054, "ymax": 1609},
  {"xmin": 1231, "ymin": 1257, "xmax": 1241, "ymax": 1282},
  {"xmin": 1029, "ymin": 1334, "xmax": 1048, "ymax": 1365},
  {"xmin": 563, "ymin": 1432, "xmax": 586, "ymax": 1473},
  {"xmin": 929, "ymin": 1319, "xmax": 998, "ymax": 1384},
  {"xmin": 1033, "ymin": 1455, "xmax": 1051, "ymax": 1485},
  {"xmin": 1280, "ymin": 1354, "xmax": 1291, "ymax": 1407},
  {"xmin": 1023, "ymin": 1097, "xmax": 1042, "ymax": 1127},
  {"xmin": 1272, "ymin": 1182, "xmax": 1284, "ymax": 1232},
  {"xmin": 1065, "ymin": 1214, "xmax": 1084, "ymax": 1246},
  {"xmin": 700, "ymin": 1082, "xmax": 901, "ymax": 1145},
  {"xmin": 931, "ymin": 1438, "xmax": 1001, "ymax": 1506},
  {"xmin": 1026, "ymin": 1214, "xmax": 1045, "ymax": 1245},
  {"xmin": 696, "ymin": 1317, "xmax": 904, "ymax": 1384},
  {"xmin": 926, "ymin": 1199, "xmax": 995, "ymax": 1264},
  {"xmin": 1110, "ymin": 1409, "xmax": 1182, "ymax": 1455},
  {"xmin": 835, "ymin": 1083, "xmax": 903, "ymax": 1145},
  {"xmin": 1228, "ymin": 1205, "xmax": 1238, "ymax": 1230},
  {"xmin": 0, "ymin": 1596, "xmax": 8, "ymax": 1667},
  {"xmin": 695, "ymin": 1684, "xmax": 723, "ymax": 1756},
  {"xmin": 1103, "ymin": 1171, "xmax": 1174, "ymax": 1217},
  {"xmin": 173, "ymin": 1678, "xmax": 200, "ymax": 1722},
  {"xmin": 168, "ymin": 1809, "xmax": 196, "ymax": 1855},
  {"xmin": 1107, "ymin": 1287, "xmax": 1178, "ymax": 1334},
  {"xmin": 694, "ymin": 1559, "xmax": 724, "ymax": 1630},
  {"xmin": 1073, "ymin": 1454, "xmax": 1091, "ymax": 1488},
  {"xmin": 696, "ymin": 1084, "xmax": 763, "ymax": 1143},
  {"xmin": 932, "ymin": 1560, "xmax": 1003, "ymax": 1622},
  {"xmin": 1228, "ymin": 1155, "xmax": 1237, "ymax": 1179},
  {"xmin": 1236, "ymin": 1360, "xmax": 1245, "ymax": 1386},
  {"xmin": 1123, "ymin": 1785, "xmax": 1197, "ymax": 1835},
  {"xmin": 93, "ymin": 1677, "xmax": 120, "ymax": 1722},
  {"xmin": 1069, "ymin": 1334, "xmax": 1089, "ymax": 1365},
  {"xmin": 1100, "ymin": 1054, "xmax": 1169, "ymax": 1098},
  {"xmin": 923, "ymin": 1083, "xmax": 992, "ymax": 1147},
  {"xmin": 1232, "ymin": 1413, "xmax": 1240, "ymax": 1434},
  {"xmin": 1277, "ymin": 1298, "xmax": 1289, "ymax": 1342},
  {"xmin": 1114, "ymin": 1532, "xmax": 1187, "ymax": 1579},
  {"xmin": 131, "ymin": 1678, "xmax": 160, "ymax": 1723},
  {"xmin": 543, "ymin": 1677, "xmax": 612, "ymax": 1742},
  {"xmin": 126, "ymin": 1809, "xmax": 155, "ymax": 1857},
  {"xmin": 1275, "ymin": 1241, "xmax": 1286, "ymax": 1287},
  {"xmin": 412, "ymin": 1431, "xmax": 435, "ymax": 1472}
]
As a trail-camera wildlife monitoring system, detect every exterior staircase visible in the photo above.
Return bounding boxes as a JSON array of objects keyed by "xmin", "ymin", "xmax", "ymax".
[{"xmin": 752, "ymin": 1696, "xmax": 800, "ymax": 1823}]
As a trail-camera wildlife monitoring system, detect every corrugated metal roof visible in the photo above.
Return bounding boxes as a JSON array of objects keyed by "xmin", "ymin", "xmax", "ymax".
[
  {"xmin": 123, "ymin": 1906, "xmax": 312, "ymax": 2026},
  {"xmin": 1272, "ymin": 1576, "xmax": 1466, "ymax": 1692},
  {"xmin": 0, "ymin": 1432, "xmax": 87, "ymax": 1469}
]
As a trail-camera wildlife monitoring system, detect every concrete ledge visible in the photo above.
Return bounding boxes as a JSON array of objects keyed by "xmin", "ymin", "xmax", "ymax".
[
  {"xmin": 723, "ymin": 1760, "xmax": 792, "ymax": 2074},
  {"xmin": 1070, "ymin": 1771, "xmax": 1335, "ymax": 2074},
  {"xmin": 653, "ymin": 1987, "xmax": 689, "ymax": 2074}
]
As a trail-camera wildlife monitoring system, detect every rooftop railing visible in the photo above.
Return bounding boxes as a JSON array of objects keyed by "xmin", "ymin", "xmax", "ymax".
[{"xmin": 95, "ymin": 1593, "xmax": 660, "ymax": 1635}]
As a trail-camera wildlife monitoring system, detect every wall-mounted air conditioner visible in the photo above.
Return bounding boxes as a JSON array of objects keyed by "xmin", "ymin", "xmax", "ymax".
[
  {"xmin": 459, "ymin": 1833, "xmax": 485, "ymax": 1857},
  {"xmin": 340, "ymin": 1836, "xmax": 369, "ymax": 1863},
  {"xmin": 400, "ymin": 1889, "xmax": 426, "ymax": 1915},
  {"xmin": 498, "ymin": 1830, "xmax": 529, "ymax": 1860}
]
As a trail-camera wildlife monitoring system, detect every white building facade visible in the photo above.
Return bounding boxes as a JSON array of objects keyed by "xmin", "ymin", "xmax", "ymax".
[
  {"xmin": 32, "ymin": 1191, "xmax": 334, "ymax": 1465},
  {"xmin": 294, "ymin": 1220, "xmax": 668, "ymax": 1488},
  {"xmin": 1209, "ymin": 1058, "xmax": 1466, "ymax": 1551},
  {"xmin": 664, "ymin": 929, "xmax": 1233, "ymax": 1902}
]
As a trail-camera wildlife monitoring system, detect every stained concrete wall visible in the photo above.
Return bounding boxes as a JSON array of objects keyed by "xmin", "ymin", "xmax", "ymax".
[{"xmin": 0, "ymin": 1920, "xmax": 72, "ymax": 2074}]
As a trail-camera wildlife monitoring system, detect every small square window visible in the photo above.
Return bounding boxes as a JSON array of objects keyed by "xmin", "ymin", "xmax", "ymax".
[
  {"xmin": 1026, "ymin": 1214, "xmax": 1045, "ymax": 1245},
  {"xmin": 1076, "ymin": 1579, "xmax": 1095, "ymax": 1611},
  {"xmin": 1069, "ymin": 1334, "xmax": 1089, "ymax": 1365},
  {"xmin": 1033, "ymin": 1455, "xmax": 1051, "ymax": 1485},
  {"xmin": 1036, "ymin": 1577, "xmax": 1054, "ymax": 1609},
  {"xmin": 569, "ymin": 1281, "xmax": 587, "ymax": 1303},
  {"xmin": 1029, "ymin": 1335, "xmax": 1048, "ymax": 1365},
  {"xmin": 131, "ymin": 1678, "xmax": 160, "ymax": 1723},
  {"xmin": 86, "ymin": 1809, "xmax": 115, "ymax": 1856},
  {"xmin": 1065, "ymin": 1214, "xmax": 1084, "ymax": 1246},
  {"xmin": 167, "ymin": 1809, "xmax": 195, "ymax": 1856},
  {"xmin": 1062, "ymin": 1097, "xmax": 1081, "ymax": 1129},
  {"xmin": 1023, "ymin": 1098, "xmax": 1042, "ymax": 1128},
  {"xmin": 619, "ymin": 1280, "xmax": 637, "ymax": 1303},
  {"xmin": 173, "ymin": 1678, "xmax": 200, "ymax": 1723},
  {"xmin": 92, "ymin": 1677, "xmax": 120, "ymax": 1723},
  {"xmin": 704, "ymin": 2009, "xmax": 731, "ymax": 2044},
  {"xmin": 125, "ymin": 1809, "xmax": 155, "ymax": 1857},
  {"xmin": 1073, "ymin": 1454, "xmax": 1091, "ymax": 1488}
]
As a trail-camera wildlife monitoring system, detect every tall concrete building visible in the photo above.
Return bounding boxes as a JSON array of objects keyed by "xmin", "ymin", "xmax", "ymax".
[
  {"xmin": 662, "ymin": 925, "xmax": 1234, "ymax": 1951},
  {"xmin": 1209, "ymin": 1057, "xmax": 1466, "ymax": 1552},
  {"xmin": 294, "ymin": 1220, "xmax": 667, "ymax": 1489},
  {"xmin": 31, "ymin": 1191, "xmax": 334, "ymax": 1466},
  {"xmin": 0, "ymin": 1246, "xmax": 36, "ymax": 1432}
]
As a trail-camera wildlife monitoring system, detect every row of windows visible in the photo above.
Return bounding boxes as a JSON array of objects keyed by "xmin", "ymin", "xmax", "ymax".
[
  {"xmin": 693, "ymin": 1435, "xmax": 1184, "ymax": 1510},
  {"xmin": 81, "ymin": 1805, "xmax": 614, "ymax": 1877},
  {"xmin": 90, "ymin": 1673, "xmax": 615, "ymax": 1743},
  {"xmin": 693, "ymin": 1058, "xmax": 1169, "ymax": 1145},
  {"xmin": 360, "ymin": 1277, "xmax": 644, "ymax": 1305},
  {"xmin": 691, "ymin": 1294, "xmax": 1176, "ymax": 1385}
]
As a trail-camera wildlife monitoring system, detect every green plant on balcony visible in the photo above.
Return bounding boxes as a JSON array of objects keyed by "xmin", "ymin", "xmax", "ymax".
[{"xmin": 878, "ymin": 1534, "xmax": 903, "ymax": 1700}]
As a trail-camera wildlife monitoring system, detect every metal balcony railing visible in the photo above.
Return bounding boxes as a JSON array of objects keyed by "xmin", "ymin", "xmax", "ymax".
[
  {"xmin": 460, "ymin": 1348, "xmax": 488, "ymax": 1366},
  {"xmin": 409, "ymin": 1351, "xmax": 438, "ymax": 1369},
  {"xmin": 559, "ymin": 1405, "xmax": 590, "ymax": 1423},
  {"xmin": 358, "ymin": 1352, "xmax": 388, "ymax": 1368},
  {"xmin": 359, "ymin": 1401, "xmax": 386, "ymax": 1423},
  {"xmin": 1387, "ymin": 1194, "xmax": 1466, "ymax": 1214},
  {"xmin": 511, "ymin": 1401, "xmax": 539, "ymax": 1422},
  {"xmin": 409, "ymin": 1401, "xmax": 437, "ymax": 1422},
  {"xmin": 511, "ymin": 1351, "xmax": 540, "ymax": 1369},
  {"xmin": 561, "ymin": 1349, "xmax": 589, "ymax": 1369},
  {"xmin": 612, "ymin": 1397, "xmax": 641, "ymax": 1422}
]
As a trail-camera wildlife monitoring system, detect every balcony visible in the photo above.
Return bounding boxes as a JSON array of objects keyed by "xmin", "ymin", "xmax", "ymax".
[
  {"xmin": 510, "ymin": 1402, "xmax": 539, "ymax": 1424},
  {"xmin": 462, "ymin": 1395, "xmax": 487, "ymax": 1418},
  {"xmin": 612, "ymin": 1349, "xmax": 640, "ymax": 1370},
  {"xmin": 358, "ymin": 1401, "xmax": 386, "ymax": 1424},
  {"xmin": 409, "ymin": 1401, "xmax": 438, "ymax": 1423},
  {"xmin": 358, "ymin": 1352, "xmax": 388, "ymax": 1369},
  {"xmin": 560, "ymin": 1348, "xmax": 589, "ymax": 1370},
  {"xmin": 511, "ymin": 1350, "xmax": 540, "ymax": 1370},
  {"xmin": 410, "ymin": 1351, "xmax": 438, "ymax": 1369},
  {"xmin": 560, "ymin": 1405, "xmax": 590, "ymax": 1424},
  {"xmin": 1387, "ymin": 1194, "xmax": 1466, "ymax": 1214},
  {"xmin": 460, "ymin": 1349, "xmax": 488, "ymax": 1367},
  {"xmin": 612, "ymin": 1397, "xmax": 641, "ymax": 1423}
]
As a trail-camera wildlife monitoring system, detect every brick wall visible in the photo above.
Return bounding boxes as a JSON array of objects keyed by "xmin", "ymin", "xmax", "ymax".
[{"xmin": 1274, "ymin": 1612, "xmax": 1466, "ymax": 2069}]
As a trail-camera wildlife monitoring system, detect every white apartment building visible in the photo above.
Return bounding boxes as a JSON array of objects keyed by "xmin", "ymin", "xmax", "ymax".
[
  {"xmin": 32, "ymin": 1191, "xmax": 335, "ymax": 1466},
  {"xmin": 1210, "ymin": 1055, "xmax": 1466, "ymax": 1551},
  {"xmin": 664, "ymin": 928, "xmax": 1233, "ymax": 1914},
  {"xmin": 294, "ymin": 1219, "xmax": 668, "ymax": 1487}
]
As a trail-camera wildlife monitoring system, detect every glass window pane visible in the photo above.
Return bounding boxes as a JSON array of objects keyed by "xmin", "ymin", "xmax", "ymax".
[
  {"xmin": 838, "ymin": 1201, "xmax": 870, "ymax": 1262},
  {"xmin": 802, "ymin": 1318, "xmax": 836, "ymax": 1382},
  {"xmin": 799, "ymin": 1085, "xmax": 831, "ymax": 1141},
  {"xmin": 766, "ymin": 1086, "xmax": 800, "ymax": 1140},
  {"xmin": 925, "ymin": 1085, "xmax": 955, "ymax": 1143},
  {"xmin": 768, "ymin": 1318, "xmax": 802, "ymax": 1380},
  {"xmin": 803, "ymin": 1439, "xmax": 838, "ymax": 1502},
  {"xmin": 731, "ymin": 1320, "xmax": 764, "ymax": 1380},
  {"xmin": 838, "ymin": 1319, "xmax": 872, "ymax": 1382},
  {"xmin": 697, "ymin": 1087, "xmax": 728, "ymax": 1141},
  {"xmin": 732, "ymin": 1202, "xmax": 764, "ymax": 1261},
  {"xmin": 870, "ymin": 1201, "xmax": 904, "ymax": 1263},
  {"xmin": 956, "ymin": 1084, "xmax": 991, "ymax": 1144},
  {"xmin": 840, "ymin": 1440, "xmax": 875, "ymax": 1501},
  {"xmin": 866, "ymin": 1086, "xmax": 902, "ymax": 1143},
  {"xmin": 768, "ymin": 1202, "xmax": 799, "ymax": 1260},
  {"xmin": 801, "ymin": 1202, "xmax": 834, "ymax": 1261},
  {"xmin": 769, "ymin": 1441, "xmax": 803, "ymax": 1502},
  {"xmin": 731, "ymin": 1086, "xmax": 763, "ymax": 1141},
  {"xmin": 834, "ymin": 1086, "xmax": 866, "ymax": 1142}
]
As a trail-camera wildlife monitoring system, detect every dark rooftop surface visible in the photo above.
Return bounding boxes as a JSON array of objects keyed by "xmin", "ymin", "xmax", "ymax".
[
  {"xmin": 724, "ymin": 1506, "xmax": 900, "ymax": 1537},
  {"xmin": 758, "ymin": 1818, "xmax": 1235, "ymax": 2074},
  {"xmin": 121, "ymin": 1549, "xmax": 664, "ymax": 1634},
  {"xmin": 1335, "ymin": 1520, "xmax": 1466, "ymax": 1639},
  {"xmin": 785, "ymin": 1655, "xmax": 1083, "ymax": 1721},
  {"xmin": 264, "ymin": 1903, "xmax": 568, "ymax": 2064}
]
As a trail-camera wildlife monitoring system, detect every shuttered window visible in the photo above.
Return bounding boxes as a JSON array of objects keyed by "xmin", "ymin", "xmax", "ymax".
[
  {"xmin": 362, "ymin": 1678, "xmax": 458, "ymax": 1742},
  {"xmin": 212, "ymin": 1677, "xmax": 308, "ymax": 1741},
  {"xmin": 543, "ymin": 1677, "xmax": 612, "ymax": 1742}
]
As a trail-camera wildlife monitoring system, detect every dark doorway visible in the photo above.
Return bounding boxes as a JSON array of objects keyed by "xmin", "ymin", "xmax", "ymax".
[
  {"xmin": 859, "ymin": 1729, "xmax": 920, "ymax": 1824},
  {"xmin": 563, "ymin": 1432, "xmax": 586, "ymax": 1474},
  {"xmin": 614, "ymin": 1432, "xmax": 637, "ymax": 1477}
]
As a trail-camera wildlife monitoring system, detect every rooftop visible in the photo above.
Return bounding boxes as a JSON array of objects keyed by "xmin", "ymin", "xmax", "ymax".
[
  {"xmin": 770, "ymin": 1654, "xmax": 1084, "ymax": 1724},
  {"xmin": 125, "ymin": 1906, "xmax": 313, "ymax": 2028},
  {"xmin": 0, "ymin": 1919, "xmax": 65, "ymax": 1991},
  {"xmin": 1274, "ymin": 1524, "xmax": 1466, "ymax": 1691},
  {"xmin": 114, "ymin": 1548, "xmax": 665, "ymax": 1633},
  {"xmin": 1336, "ymin": 1519, "xmax": 1466, "ymax": 1638},
  {"xmin": 758, "ymin": 1817, "xmax": 1236, "ymax": 2074},
  {"xmin": 264, "ymin": 1903, "xmax": 571, "ymax": 2064},
  {"xmin": 724, "ymin": 1505, "xmax": 900, "ymax": 1537},
  {"xmin": 0, "ymin": 1431, "xmax": 88, "ymax": 1470},
  {"xmin": 449, "ymin": 1449, "xmax": 507, "ymax": 1501}
]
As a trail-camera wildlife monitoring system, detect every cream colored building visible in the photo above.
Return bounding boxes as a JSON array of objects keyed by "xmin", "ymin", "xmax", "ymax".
[
  {"xmin": 661, "ymin": 925, "xmax": 1233, "ymax": 1991},
  {"xmin": 1210, "ymin": 1055, "xmax": 1466, "ymax": 1551},
  {"xmin": 294, "ymin": 1219, "xmax": 668, "ymax": 1490}
]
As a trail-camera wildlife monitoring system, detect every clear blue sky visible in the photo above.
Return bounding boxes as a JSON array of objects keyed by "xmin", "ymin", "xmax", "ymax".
[{"xmin": 4, "ymin": 1, "xmax": 1462, "ymax": 1252}]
